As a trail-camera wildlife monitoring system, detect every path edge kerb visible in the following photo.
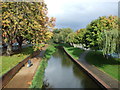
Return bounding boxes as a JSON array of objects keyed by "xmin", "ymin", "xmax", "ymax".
[
  {"xmin": 62, "ymin": 47, "xmax": 110, "ymax": 89},
  {"xmin": 0, "ymin": 49, "xmax": 41, "ymax": 89}
]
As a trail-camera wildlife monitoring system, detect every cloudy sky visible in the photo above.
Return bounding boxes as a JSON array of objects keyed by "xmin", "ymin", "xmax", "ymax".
[{"xmin": 45, "ymin": 0, "xmax": 119, "ymax": 31}]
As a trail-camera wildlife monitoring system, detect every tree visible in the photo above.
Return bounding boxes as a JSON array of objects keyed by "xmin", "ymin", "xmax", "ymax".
[
  {"xmin": 75, "ymin": 28, "xmax": 87, "ymax": 46},
  {"xmin": 2, "ymin": 2, "xmax": 56, "ymax": 55},
  {"xmin": 58, "ymin": 28, "xmax": 73, "ymax": 43},
  {"xmin": 67, "ymin": 32, "xmax": 77, "ymax": 46},
  {"xmin": 84, "ymin": 16, "xmax": 119, "ymax": 58},
  {"xmin": 52, "ymin": 28, "xmax": 60, "ymax": 43},
  {"xmin": 83, "ymin": 19, "xmax": 102, "ymax": 50},
  {"xmin": 102, "ymin": 16, "xmax": 119, "ymax": 56},
  {"xmin": 84, "ymin": 16, "xmax": 118, "ymax": 51},
  {"xmin": 52, "ymin": 28, "xmax": 73, "ymax": 43},
  {"xmin": 17, "ymin": 2, "xmax": 55, "ymax": 50},
  {"xmin": 2, "ymin": 2, "xmax": 19, "ymax": 55}
]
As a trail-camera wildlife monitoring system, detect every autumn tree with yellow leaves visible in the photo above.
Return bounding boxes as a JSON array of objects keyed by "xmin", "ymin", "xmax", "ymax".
[{"xmin": 2, "ymin": 2, "xmax": 55, "ymax": 55}]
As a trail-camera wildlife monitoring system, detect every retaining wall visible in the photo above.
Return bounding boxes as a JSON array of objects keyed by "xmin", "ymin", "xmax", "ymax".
[
  {"xmin": 62, "ymin": 47, "xmax": 110, "ymax": 89},
  {"xmin": 0, "ymin": 50, "xmax": 40, "ymax": 88}
]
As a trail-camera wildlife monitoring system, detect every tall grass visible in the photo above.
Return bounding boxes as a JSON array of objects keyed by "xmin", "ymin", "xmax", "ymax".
[{"xmin": 30, "ymin": 45, "xmax": 56, "ymax": 88}]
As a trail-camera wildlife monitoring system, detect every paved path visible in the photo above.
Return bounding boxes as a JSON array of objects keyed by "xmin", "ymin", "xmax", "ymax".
[
  {"xmin": 4, "ymin": 46, "xmax": 47, "ymax": 88},
  {"xmin": 78, "ymin": 50, "xmax": 120, "ymax": 89}
]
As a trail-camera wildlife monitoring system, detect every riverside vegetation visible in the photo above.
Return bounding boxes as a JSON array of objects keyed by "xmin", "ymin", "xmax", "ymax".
[{"xmin": 30, "ymin": 45, "xmax": 56, "ymax": 88}]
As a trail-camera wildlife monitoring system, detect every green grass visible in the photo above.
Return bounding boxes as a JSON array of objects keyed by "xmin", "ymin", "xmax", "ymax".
[
  {"xmin": 30, "ymin": 59, "xmax": 47, "ymax": 88},
  {"xmin": 85, "ymin": 51, "xmax": 120, "ymax": 81},
  {"xmin": 30, "ymin": 45, "xmax": 56, "ymax": 88},
  {"xmin": 1, "ymin": 46, "xmax": 34, "ymax": 76},
  {"xmin": 64, "ymin": 46, "xmax": 84, "ymax": 60},
  {"xmin": 52, "ymin": 43, "xmax": 70, "ymax": 47}
]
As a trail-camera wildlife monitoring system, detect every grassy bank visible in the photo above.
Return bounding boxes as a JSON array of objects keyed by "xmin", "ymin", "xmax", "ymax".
[
  {"xmin": 30, "ymin": 45, "xmax": 56, "ymax": 88},
  {"xmin": 1, "ymin": 46, "xmax": 34, "ymax": 76},
  {"xmin": 64, "ymin": 46, "xmax": 84, "ymax": 60},
  {"xmin": 85, "ymin": 51, "xmax": 120, "ymax": 81}
]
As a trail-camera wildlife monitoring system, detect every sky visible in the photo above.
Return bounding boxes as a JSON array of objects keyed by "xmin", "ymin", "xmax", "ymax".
[{"xmin": 45, "ymin": 0, "xmax": 119, "ymax": 31}]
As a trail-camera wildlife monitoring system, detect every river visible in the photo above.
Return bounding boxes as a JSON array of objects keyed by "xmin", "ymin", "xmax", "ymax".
[{"xmin": 43, "ymin": 48, "xmax": 101, "ymax": 88}]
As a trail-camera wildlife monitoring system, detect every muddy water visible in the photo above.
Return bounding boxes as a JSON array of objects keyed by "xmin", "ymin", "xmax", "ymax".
[{"xmin": 43, "ymin": 48, "xmax": 101, "ymax": 88}]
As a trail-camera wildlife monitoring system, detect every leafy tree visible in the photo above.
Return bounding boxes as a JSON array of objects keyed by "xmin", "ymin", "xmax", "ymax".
[
  {"xmin": 75, "ymin": 28, "xmax": 87, "ymax": 46},
  {"xmin": 102, "ymin": 29, "xmax": 119, "ymax": 56},
  {"xmin": 67, "ymin": 32, "xmax": 77, "ymax": 46},
  {"xmin": 102, "ymin": 16, "xmax": 119, "ymax": 56},
  {"xmin": 2, "ymin": 2, "xmax": 19, "ymax": 55},
  {"xmin": 84, "ymin": 16, "xmax": 118, "ymax": 52},
  {"xmin": 52, "ymin": 28, "xmax": 73, "ymax": 43},
  {"xmin": 83, "ymin": 19, "xmax": 102, "ymax": 50},
  {"xmin": 52, "ymin": 28, "xmax": 61, "ymax": 43},
  {"xmin": 2, "ymin": 2, "xmax": 56, "ymax": 55},
  {"xmin": 66, "ymin": 28, "xmax": 86, "ymax": 47}
]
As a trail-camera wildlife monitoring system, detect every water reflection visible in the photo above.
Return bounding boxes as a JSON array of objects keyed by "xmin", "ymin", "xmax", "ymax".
[
  {"xmin": 72, "ymin": 64, "xmax": 99, "ymax": 88},
  {"xmin": 43, "ymin": 48, "xmax": 101, "ymax": 88},
  {"xmin": 53, "ymin": 49, "xmax": 73, "ymax": 67}
]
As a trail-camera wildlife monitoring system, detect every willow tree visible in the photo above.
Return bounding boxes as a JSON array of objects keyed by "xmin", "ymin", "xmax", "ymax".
[{"xmin": 102, "ymin": 16, "xmax": 119, "ymax": 57}]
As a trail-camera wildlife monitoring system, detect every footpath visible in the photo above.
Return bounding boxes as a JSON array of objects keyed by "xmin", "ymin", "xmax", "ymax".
[
  {"xmin": 78, "ymin": 50, "xmax": 120, "ymax": 89},
  {"xmin": 4, "ymin": 46, "xmax": 47, "ymax": 88}
]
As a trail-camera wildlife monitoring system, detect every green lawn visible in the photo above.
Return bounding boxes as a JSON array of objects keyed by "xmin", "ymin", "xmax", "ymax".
[
  {"xmin": 64, "ymin": 46, "xmax": 84, "ymax": 60},
  {"xmin": 1, "ymin": 46, "xmax": 34, "ymax": 76},
  {"xmin": 85, "ymin": 51, "xmax": 120, "ymax": 81}
]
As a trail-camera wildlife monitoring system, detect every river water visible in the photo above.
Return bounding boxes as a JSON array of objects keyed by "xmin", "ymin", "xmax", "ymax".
[{"xmin": 43, "ymin": 48, "xmax": 101, "ymax": 88}]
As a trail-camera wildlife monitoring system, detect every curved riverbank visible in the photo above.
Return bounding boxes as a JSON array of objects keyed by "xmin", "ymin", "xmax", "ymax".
[{"xmin": 42, "ymin": 47, "xmax": 100, "ymax": 88}]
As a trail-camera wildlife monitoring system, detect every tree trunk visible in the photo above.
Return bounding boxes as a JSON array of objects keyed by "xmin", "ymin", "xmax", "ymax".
[
  {"xmin": 70, "ymin": 43, "xmax": 73, "ymax": 46},
  {"xmin": 6, "ymin": 43, "xmax": 12, "ymax": 56},
  {"xmin": 70, "ymin": 43, "xmax": 72, "ymax": 46},
  {"xmin": 18, "ymin": 42, "xmax": 22, "ymax": 50},
  {"xmin": 16, "ymin": 36, "xmax": 24, "ymax": 51},
  {"xmin": 104, "ymin": 54, "xmax": 109, "ymax": 59}
]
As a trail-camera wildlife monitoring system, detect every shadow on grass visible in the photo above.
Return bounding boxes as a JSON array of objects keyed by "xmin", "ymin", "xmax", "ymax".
[
  {"xmin": 64, "ymin": 46, "xmax": 84, "ymax": 60},
  {"xmin": 53, "ymin": 43, "xmax": 70, "ymax": 47},
  {"xmin": 53, "ymin": 43, "xmax": 84, "ymax": 59},
  {"xmin": 69, "ymin": 48, "xmax": 84, "ymax": 57},
  {"xmin": 12, "ymin": 46, "xmax": 34, "ymax": 56},
  {"xmin": 86, "ymin": 51, "xmax": 120, "ymax": 67}
]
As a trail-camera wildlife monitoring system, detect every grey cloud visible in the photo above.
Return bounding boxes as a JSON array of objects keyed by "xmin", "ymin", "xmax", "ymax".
[{"xmin": 53, "ymin": 2, "xmax": 118, "ymax": 31}]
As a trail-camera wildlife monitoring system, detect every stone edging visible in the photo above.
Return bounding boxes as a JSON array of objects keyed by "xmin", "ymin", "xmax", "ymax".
[
  {"xmin": 0, "ymin": 50, "xmax": 40, "ymax": 89},
  {"xmin": 62, "ymin": 47, "xmax": 110, "ymax": 89}
]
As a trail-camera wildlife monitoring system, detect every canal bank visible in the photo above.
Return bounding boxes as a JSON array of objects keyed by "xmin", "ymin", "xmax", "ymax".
[
  {"xmin": 30, "ymin": 45, "xmax": 57, "ymax": 88},
  {"xmin": 42, "ymin": 47, "xmax": 101, "ymax": 88},
  {"xmin": 63, "ymin": 46, "xmax": 120, "ymax": 89},
  {"xmin": 3, "ymin": 46, "xmax": 48, "ymax": 88}
]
